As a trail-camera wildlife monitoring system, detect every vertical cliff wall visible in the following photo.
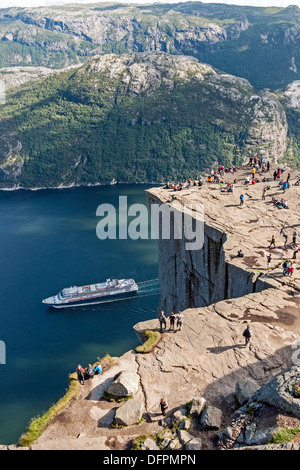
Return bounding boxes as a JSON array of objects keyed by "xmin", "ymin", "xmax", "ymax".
[{"xmin": 146, "ymin": 189, "xmax": 276, "ymax": 315}]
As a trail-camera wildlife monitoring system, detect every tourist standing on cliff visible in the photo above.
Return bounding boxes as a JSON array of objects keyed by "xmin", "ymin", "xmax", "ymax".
[
  {"xmin": 280, "ymin": 226, "xmax": 288, "ymax": 246},
  {"xmin": 282, "ymin": 260, "xmax": 288, "ymax": 276},
  {"xmin": 240, "ymin": 194, "xmax": 244, "ymax": 206},
  {"xmin": 266, "ymin": 253, "xmax": 272, "ymax": 268},
  {"xmin": 76, "ymin": 365, "xmax": 85, "ymax": 385},
  {"xmin": 160, "ymin": 398, "xmax": 168, "ymax": 416},
  {"xmin": 269, "ymin": 234, "xmax": 276, "ymax": 249},
  {"xmin": 159, "ymin": 311, "xmax": 167, "ymax": 331},
  {"xmin": 169, "ymin": 312, "xmax": 176, "ymax": 331},
  {"xmin": 293, "ymin": 230, "xmax": 298, "ymax": 246},
  {"xmin": 288, "ymin": 262, "xmax": 296, "ymax": 277},
  {"xmin": 293, "ymin": 245, "xmax": 299, "ymax": 259},
  {"xmin": 243, "ymin": 325, "xmax": 252, "ymax": 347},
  {"xmin": 176, "ymin": 311, "xmax": 183, "ymax": 331}
]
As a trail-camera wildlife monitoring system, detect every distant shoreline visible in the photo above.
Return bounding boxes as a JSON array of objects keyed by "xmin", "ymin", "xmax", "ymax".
[{"xmin": 0, "ymin": 180, "xmax": 163, "ymax": 192}]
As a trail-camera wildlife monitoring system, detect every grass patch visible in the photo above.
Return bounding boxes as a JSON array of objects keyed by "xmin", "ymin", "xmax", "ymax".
[
  {"xmin": 19, "ymin": 372, "xmax": 80, "ymax": 447},
  {"xmin": 135, "ymin": 329, "xmax": 161, "ymax": 354},
  {"xmin": 292, "ymin": 381, "xmax": 300, "ymax": 398},
  {"xmin": 131, "ymin": 434, "xmax": 157, "ymax": 450},
  {"xmin": 103, "ymin": 391, "xmax": 133, "ymax": 403},
  {"xmin": 268, "ymin": 427, "xmax": 300, "ymax": 444},
  {"xmin": 19, "ymin": 354, "xmax": 114, "ymax": 447},
  {"xmin": 111, "ymin": 420, "xmax": 126, "ymax": 429}
]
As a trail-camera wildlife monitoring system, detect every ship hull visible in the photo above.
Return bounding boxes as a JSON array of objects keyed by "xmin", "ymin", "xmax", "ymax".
[{"xmin": 48, "ymin": 289, "xmax": 137, "ymax": 309}]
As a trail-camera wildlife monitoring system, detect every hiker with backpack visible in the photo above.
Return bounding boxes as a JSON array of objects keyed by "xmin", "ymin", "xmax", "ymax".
[
  {"xmin": 282, "ymin": 260, "xmax": 288, "ymax": 276},
  {"xmin": 242, "ymin": 325, "xmax": 252, "ymax": 347},
  {"xmin": 86, "ymin": 364, "xmax": 95, "ymax": 379}
]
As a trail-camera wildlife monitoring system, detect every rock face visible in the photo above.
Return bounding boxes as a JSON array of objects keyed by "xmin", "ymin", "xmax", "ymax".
[
  {"xmin": 251, "ymin": 366, "xmax": 300, "ymax": 418},
  {"xmin": 0, "ymin": 66, "xmax": 57, "ymax": 90},
  {"xmin": 0, "ymin": 3, "xmax": 248, "ymax": 68},
  {"xmin": 190, "ymin": 397, "xmax": 207, "ymax": 417},
  {"xmin": 146, "ymin": 162, "xmax": 300, "ymax": 314},
  {"xmin": 105, "ymin": 371, "xmax": 139, "ymax": 398},
  {"xmin": 218, "ymin": 366, "xmax": 300, "ymax": 449},
  {"xmin": 146, "ymin": 189, "xmax": 274, "ymax": 315},
  {"xmin": 200, "ymin": 406, "xmax": 222, "ymax": 430},
  {"xmin": 235, "ymin": 378, "xmax": 260, "ymax": 406},
  {"xmin": 1, "ymin": 3, "xmax": 300, "ymax": 91},
  {"xmin": 185, "ymin": 438, "xmax": 202, "ymax": 450}
]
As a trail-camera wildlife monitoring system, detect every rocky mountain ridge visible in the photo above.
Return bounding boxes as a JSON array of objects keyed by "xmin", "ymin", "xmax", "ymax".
[
  {"xmin": 0, "ymin": 2, "xmax": 249, "ymax": 68},
  {"xmin": 0, "ymin": 2, "xmax": 300, "ymax": 89},
  {"xmin": 0, "ymin": 52, "xmax": 288, "ymax": 188}
]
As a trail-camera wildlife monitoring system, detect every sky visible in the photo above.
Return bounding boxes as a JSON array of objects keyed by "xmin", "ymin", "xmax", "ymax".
[{"xmin": 0, "ymin": 0, "xmax": 299, "ymax": 10}]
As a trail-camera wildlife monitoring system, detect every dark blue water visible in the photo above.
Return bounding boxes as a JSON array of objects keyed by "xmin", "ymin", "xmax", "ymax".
[{"xmin": 0, "ymin": 184, "xmax": 160, "ymax": 444}]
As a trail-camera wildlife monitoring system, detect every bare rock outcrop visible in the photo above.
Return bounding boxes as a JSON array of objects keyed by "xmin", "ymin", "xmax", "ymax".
[{"xmin": 251, "ymin": 365, "xmax": 300, "ymax": 418}]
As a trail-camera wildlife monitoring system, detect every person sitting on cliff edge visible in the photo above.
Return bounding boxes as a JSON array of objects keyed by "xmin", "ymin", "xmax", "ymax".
[
  {"xmin": 86, "ymin": 364, "xmax": 95, "ymax": 379},
  {"xmin": 94, "ymin": 362, "xmax": 102, "ymax": 375}
]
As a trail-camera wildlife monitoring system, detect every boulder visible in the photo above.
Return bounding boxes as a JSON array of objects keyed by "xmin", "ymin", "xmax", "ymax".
[
  {"xmin": 172, "ymin": 405, "xmax": 188, "ymax": 424},
  {"xmin": 167, "ymin": 438, "xmax": 180, "ymax": 450},
  {"xmin": 235, "ymin": 378, "xmax": 260, "ymax": 405},
  {"xmin": 105, "ymin": 371, "xmax": 139, "ymax": 398},
  {"xmin": 141, "ymin": 438, "xmax": 159, "ymax": 451},
  {"xmin": 200, "ymin": 406, "xmax": 222, "ymax": 430},
  {"xmin": 250, "ymin": 365, "xmax": 300, "ymax": 418},
  {"xmin": 178, "ymin": 418, "xmax": 192, "ymax": 430},
  {"xmin": 190, "ymin": 397, "xmax": 206, "ymax": 417},
  {"xmin": 160, "ymin": 438, "xmax": 171, "ymax": 449},
  {"xmin": 177, "ymin": 430, "xmax": 194, "ymax": 445},
  {"xmin": 185, "ymin": 438, "xmax": 202, "ymax": 450},
  {"xmin": 114, "ymin": 398, "xmax": 144, "ymax": 427}
]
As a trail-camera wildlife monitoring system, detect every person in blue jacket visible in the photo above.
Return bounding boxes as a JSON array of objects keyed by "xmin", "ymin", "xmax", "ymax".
[{"xmin": 94, "ymin": 363, "xmax": 102, "ymax": 375}]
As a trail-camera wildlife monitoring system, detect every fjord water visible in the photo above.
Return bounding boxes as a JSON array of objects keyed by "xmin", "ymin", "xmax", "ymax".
[{"xmin": 0, "ymin": 184, "xmax": 160, "ymax": 444}]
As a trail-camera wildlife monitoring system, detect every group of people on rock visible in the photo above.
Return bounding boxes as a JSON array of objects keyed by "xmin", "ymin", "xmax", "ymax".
[
  {"xmin": 76, "ymin": 362, "xmax": 102, "ymax": 385},
  {"xmin": 248, "ymin": 156, "xmax": 270, "ymax": 173},
  {"xmin": 158, "ymin": 310, "xmax": 183, "ymax": 332},
  {"xmin": 164, "ymin": 177, "xmax": 203, "ymax": 191},
  {"xmin": 266, "ymin": 228, "xmax": 299, "ymax": 273},
  {"xmin": 282, "ymin": 260, "xmax": 297, "ymax": 277},
  {"xmin": 164, "ymin": 163, "xmax": 240, "ymax": 192},
  {"xmin": 271, "ymin": 196, "xmax": 289, "ymax": 209}
]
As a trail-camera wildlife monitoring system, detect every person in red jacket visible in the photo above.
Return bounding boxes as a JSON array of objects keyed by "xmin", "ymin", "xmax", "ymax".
[{"xmin": 76, "ymin": 364, "xmax": 85, "ymax": 385}]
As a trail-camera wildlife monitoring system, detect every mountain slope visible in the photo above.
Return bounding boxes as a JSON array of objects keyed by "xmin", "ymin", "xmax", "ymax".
[
  {"xmin": 1, "ymin": 2, "xmax": 300, "ymax": 89},
  {"xmin": 0, "ymin": 52, "xmax": 287, "ymax": 188}
]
